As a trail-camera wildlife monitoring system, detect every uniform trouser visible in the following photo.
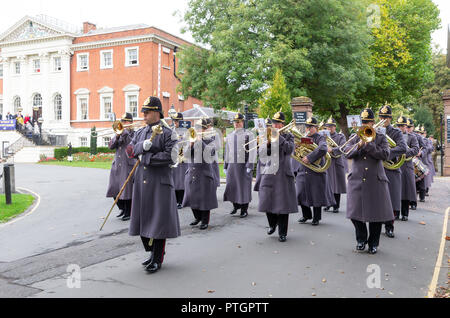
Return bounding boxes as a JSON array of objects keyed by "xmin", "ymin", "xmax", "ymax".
[
  {"xmin": 301, "ymin": 205, "xmax": 322, "ymax": 221},
  {"xmin": 266, "ymin": 213, "xmax": 289, "ymax": 236},
  {"xmin": 384, "ymin": 213, "xmax": 398, "ymax": 232},
  {"xmin": 140, "ymin": 237, "xmax": 166, "ymax": 264},
  {"xmin": 401, "ymin": 200, "xmax": 410, "ymax": 217},
  {"xmin": 351, "ymin": 220, "xmax": 382, "ymax": 248},
  {"xmin": 333, "ymin": 194, "xmax": 341, "ymax": 209},
  {"xmin": 192, "ymin": 209, "xmax": 210, "ymax": 225},
  {"xmin": 416, "ymin": 179, "xmax": 426, "ymax": 201},
  {"xmin": 175, "ymin": 190, "xmax": 185, "ymax": 205},
  {"xmin": 233, "ymin": 203, "xmax": 249, "ymax": 212},
  {"xmin": 114, "ymin": 198, "xmax": 131, "ymax": 217}
]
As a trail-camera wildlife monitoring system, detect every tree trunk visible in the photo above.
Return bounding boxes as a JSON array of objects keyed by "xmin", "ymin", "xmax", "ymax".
[{"xmin": 338, "ymin": 102, "xmax": 350, "ymax": 139}]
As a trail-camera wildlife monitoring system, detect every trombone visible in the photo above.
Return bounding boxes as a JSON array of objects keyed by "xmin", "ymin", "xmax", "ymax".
[
  {"xmin": 244, "ymin": 120, "xmax": 296, "ymax": 152},
  {"xmin": 95, "ymin": 120, "xmax": 146, "ymax": 138},
  {"xmin": 337, "ymin": 118, "xmax": 387, "ymax": 156}
]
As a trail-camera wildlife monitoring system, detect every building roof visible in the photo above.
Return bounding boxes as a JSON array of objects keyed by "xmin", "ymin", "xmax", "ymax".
[
  {"xmin": 79, "ymin": 24, "xmax": 150, "ymax": 36},
  {"xmin": 181, "ymin": 105, "xmax": 237, "ymax": 121}
]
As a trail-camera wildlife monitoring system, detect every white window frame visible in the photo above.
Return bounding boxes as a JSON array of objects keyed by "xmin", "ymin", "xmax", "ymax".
[
  {"xmin": 126, "ymin": 93, "xmax": 139, "ymax": 119},
  {"xmin": 123, "ymin": 84, "xmax": 141, "ymax": 119},
  {"xmin": 80, "ymin": 137, "xmax": 88, "ymax": 147},
  {"xmin": 0, "ymin": 64, "xmax": 3, "ymax": 78},
  {"xmin": 103, "ymin": 136, "xmax": 111, "ymax": 147},
  {"xmin": 54, "ymin": 94, "xmax": 62, "ymax": 121},
  {"xmin": 101, "ymin": 95, "xmax": 113, "ymax": 120},
  {"xmin": 125, "ymin": 47, "xmax": 139, "ymax": 67},
  {"xmin": 77, "ymin": 53, "xmax": 89, "ymax": 72},
  {"xmin": 33, "ymin": 59, "xmax": 41, "ymax": 73},
  {"xmin": 100, "ymin": 49, "xmax": 113, "ymax": 69},
  {"xmin": 53, "ymin": 56, "xmax": 62, "ymax": 72},
  {"xmin": 14, "ymin": 61, "xmax": 21, "ymax": 75}
]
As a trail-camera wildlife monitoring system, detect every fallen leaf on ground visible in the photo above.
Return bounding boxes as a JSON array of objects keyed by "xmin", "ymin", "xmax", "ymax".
[
  {"xmin": 445, "ymin": 236, "xmax": 450, "ymax": 241},
  {"xmin": 207, "ymin": 290, "xmax": 215, "ymax": 293},
  {"xmin": 252, "ymin": 282, "xmax": 256, "ymax": 286},
  {"xmin": 419, "ymin": 221, "xmax": 426, "ymax": 225},
  {"xmin": 322, "ymin": 278, "xmax": 327, "ymax": 283},
  {"xmin": 311, "ymin": 293, "xmax": 316, "ymax": 296}
]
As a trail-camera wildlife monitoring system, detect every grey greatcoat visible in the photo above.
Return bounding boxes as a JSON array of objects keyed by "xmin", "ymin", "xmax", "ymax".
[
  {"xmin": 400, "ymin": 132, "xmax": 419, "ymax": 201},
  {"xmin": 424, "ymin": 138, "xmax": 434, "ymax": 188},
  {"xmin": 257, "ymin": 133, "xmax": 298, "ymax": 214},
  {"xmin": 106, "ymin": 129, "xmax": 136, "ymax": 200},
  {"xmin": 182, "ymin": 138, "xmax": 219, "ymax": 211},
  {"xmin": 384, "ymin": 125, "xmax": 407, "ymax": 211},
  {"xmin": 345, "ymin": 133, "xmax": 394, "ymax": 223},
  {"xmin": 328, "ymin": 132, "xmax": 347, "ymax": 194},
  {"xmin": 172, "ymin": 128, "xmax": 188, "ymax": 190},
  {"xmin": 415, "ymin": 133, "xmax": 430, "ymax": 186},
  {"xmin": 292, "ymin": 133, "xmax": 335, "ymax": 207},
  {"xmin": 223, "ymin": 129, "xmax": 256, "ymax": 204},
  {"xmin": 128, "ymin": 122, "xmax": 181, "ymax": 239}
]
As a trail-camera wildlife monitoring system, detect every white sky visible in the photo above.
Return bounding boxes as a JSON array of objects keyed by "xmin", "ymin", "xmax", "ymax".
[{"xmin": 0, "ymin": 0, "xmax": 448, "ymax": 52}]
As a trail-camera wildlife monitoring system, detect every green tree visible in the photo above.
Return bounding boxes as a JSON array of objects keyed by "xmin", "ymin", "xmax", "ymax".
[
  {"xmin": 416, "ymin": 50, "xmax": 450, "ymax": 138},
  {"xmin": 258, "ymin": 69, "xmax": 292, "ymax": 123}
]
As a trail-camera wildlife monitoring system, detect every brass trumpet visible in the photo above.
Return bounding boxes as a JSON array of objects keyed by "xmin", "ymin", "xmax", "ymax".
[{"xmin": 95, "ymin": 120, "xmax": 146, "ymax": 138}]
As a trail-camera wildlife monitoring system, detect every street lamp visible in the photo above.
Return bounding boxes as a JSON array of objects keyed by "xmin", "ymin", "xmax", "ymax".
[
  {"xmin": 244, "ymin": 104, "xmax": 249, "ymax": 129},
  {"xmin": 38, "ymin": 117, "xmax": 43, "ymax": 145},
  {"xmin": 168, "ymin": 104, "xmax": 177, "ymax": 118}
]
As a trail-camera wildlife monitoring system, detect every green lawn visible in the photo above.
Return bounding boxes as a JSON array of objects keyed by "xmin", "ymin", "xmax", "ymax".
[
  {"xmin": 37, "ymin": 160, "xmax": 227, "ymax": 177},
  {"xmin": 37, "ymin": 161, "xmax": 112, "ymax": 170},
  {"xmin": 0, "ymin": 194, "xmax": 35, "ymax": 223}
]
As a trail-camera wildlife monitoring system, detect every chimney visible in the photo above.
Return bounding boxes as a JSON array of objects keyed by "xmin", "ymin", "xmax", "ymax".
[{"xmin": 83, "ymin": 22, "xmax": 97, "ymax": 34}]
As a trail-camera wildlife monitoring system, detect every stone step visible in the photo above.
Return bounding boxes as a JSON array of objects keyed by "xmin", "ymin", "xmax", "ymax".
[{"xmin": 13, "ymin": 146, "xmax": 56, "ymax": 163}]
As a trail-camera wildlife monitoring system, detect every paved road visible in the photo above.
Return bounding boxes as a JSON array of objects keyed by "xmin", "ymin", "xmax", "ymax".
[{"xmin": 0, "ymin": 164, "xmax": 448, "ymax": 297}]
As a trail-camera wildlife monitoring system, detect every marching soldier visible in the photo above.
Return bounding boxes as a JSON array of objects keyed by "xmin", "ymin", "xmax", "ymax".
[
  {"xmin": 324, "ymin": 116, "xmax": 347, "ymax": 213},
  {"xmin": 258, "ymin": 111, "xmax": 298, "ymax": 242},
  {"xmin": 295, "ymin": 117, "xmax": 334, "ymax": 226},
  {"xmin": 412, "ymin": 124, "xmax": 427, "ymax": 206},
  {"xmin": 106, "ymin": 112, "xmax": 136, "ymax": 221},
  {"xmin": 399, "ymin": 117, "xmax": 419, "ymax": 221},
  {"xmin": 182, "ymin": 119, "xmax": 219, "ymax": 230},
  {"xmin": 378, "ymin": 105, "xmax": 407, "ymax": 238},
  {"xmin": 172, "ymin": 112, "xmax": 188, "ymax": 209},
  {"xmin": 126, "ymin": 96, "xmax": 180, "ymax": 274},
  {"xmin": 223, "ymin": 113, "xmax": 256, "ymax": 218},
  {"xmin": 344, "ymin": 108, "xmax": 394, "ymax": 254},
  {"xmin": 206, "ymin": 118, "xmax": 221, "ymax": 189},
  {"xmin": 254, "ymin": 117, "xmax": 272, "ymax": 192},
  {"xmin": 420, "ymin": 126, "xmax": 434, "ymax": 196}
]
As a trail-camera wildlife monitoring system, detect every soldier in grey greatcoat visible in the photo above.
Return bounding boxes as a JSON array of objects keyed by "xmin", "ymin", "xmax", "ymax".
[
  {"xmin": 106, "ymin": 112, "xmax": 136, "ymax": 221},
  {"xmin": 344, "ymin": 108, "xmax": 394, "ymax": 255},
  {"xmin": 420, "ymin": 127, "xmax": 434, "ymax": 195},
  {"xmin": 258, "ymin": 111, "xmax": 298, "ymax": 242},
  {"xmin": 182, "ymin": 119, "xmax": 219, "ymax": 230},
  {"xmin": 126, "ymin": 96, "xmax": 180, "ymax": 274},
  {"xmin": 412, "ymin": 125, "xmax": 428, "ymax": 206},
  {"xmin": 224, "ymin": 113, "xmax": 256, "ymax": 218},
  {"xmin": 399, "ymin": 118, "xmax": 419, "ymax": 220},
  {"xmin": 324, "ymin": 116, "xmax": 347, "ymax": 212},
  {"xmin": 206, "ymin": 118, "xmax": 221, "ymax": 188},
  {"xmin": 378, "ymin": 106, "xmax": 407, "ymax": 238},
  {"xmin": 254, "ymin": 117, "xmax": 272, "ymax": 192},
  {"xmin": 294, "ymin": 117, "xmax": 334, "ymax": 226},
  {"xmin": 171, "ymin": 112, "xmax": 188, "ymax": 209}
]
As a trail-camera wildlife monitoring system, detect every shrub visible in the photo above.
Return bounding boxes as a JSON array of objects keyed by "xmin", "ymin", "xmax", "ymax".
[{"xmin": 54, "ymin": 146, "xmax": 114, "ymax": 159}]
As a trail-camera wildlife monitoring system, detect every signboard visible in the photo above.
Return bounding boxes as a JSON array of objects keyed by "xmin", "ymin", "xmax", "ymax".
[
  {"xmin": 179, "ymin": 120, "xmax": 192, "ymax": 129},
  {"xmin": 447, "ymin": 115, "xmax": 450, "ymax": 143},
  {"xmin": 253, "ymin": 118, "xmax": 266, "ymax": 129},
  {"xmin": 246, "ymin": 113, "xmax": 259, "ymax": 120},
  {"xmin": 347, "ymin": 115, "xmax": 361, "ymax": 128},
  {"xmin": 0, "ymin": 120, "xmax": 16, "ymax": 131},
  {"xmin": 293, "ymin": 111, "xmax": 307, "ymax": 124}
]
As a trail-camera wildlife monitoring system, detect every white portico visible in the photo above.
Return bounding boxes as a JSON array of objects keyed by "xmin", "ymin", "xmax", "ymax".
[{"xmin": 0, "ymin": 15, "xmax": 76, "ymax": 135}]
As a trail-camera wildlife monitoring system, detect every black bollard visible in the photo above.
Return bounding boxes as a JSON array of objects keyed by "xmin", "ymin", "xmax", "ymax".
[{"xmin": 3, "ymin": 165, "xmax": 12, "ymax": 205}]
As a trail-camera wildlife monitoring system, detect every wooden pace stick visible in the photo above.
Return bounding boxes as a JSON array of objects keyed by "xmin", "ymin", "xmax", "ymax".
[
  {"xmin": 99, "ymin": 159, "xmax": 140, "ymax": 231},
  {"xmin": 99, "ymin": 124, "xmax": 163, "ymax": 231}
]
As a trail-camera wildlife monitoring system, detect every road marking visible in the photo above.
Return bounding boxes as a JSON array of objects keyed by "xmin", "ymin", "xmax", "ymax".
[
  {"xmin": 0, "ymin": 187, "xmax": 41, "ymax": 228},
  {"xmin": 426, "ymin": 206, "xmax": 449, "ymax": 298}
]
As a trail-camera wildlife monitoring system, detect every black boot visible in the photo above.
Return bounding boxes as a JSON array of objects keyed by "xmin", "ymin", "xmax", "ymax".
[
  {"xmin": 190, "ymin": 219, "xmax": 201, "ymax": 226},
  {"xmin": 298, "ymin": 217, "xmax": 309, "ymax": 223},
  {"xmin": 356, "ymin": 241, "xmax": 367, "ymax": 251},
  {"xmin": 267, "ymin": 226, "xmax": 276, "ymax": 235},
  {"xmin": 116, "ymin": 210, "xmax": 124, "ymax": 218},
  {"xmin": 142, "ymin": 253, "xmax": 153, "ymax": 266},
  {"xmin": 145, "ymin": 262, "xmax": 162, "ymax": 274},
  {"xmin": 324, "ymin": 206, "xmax": 331, "ymax": 212}
]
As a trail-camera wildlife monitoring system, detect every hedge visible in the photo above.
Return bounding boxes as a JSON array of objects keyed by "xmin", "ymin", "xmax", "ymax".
[{"xmin": 54, "ymin": 147, "xmax": 115, "ymax": 160}]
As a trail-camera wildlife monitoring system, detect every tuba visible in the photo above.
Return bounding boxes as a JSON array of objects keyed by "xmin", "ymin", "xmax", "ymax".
[
  {"xmin": 287, "ymin": 125, "xmax": 331, "ymax": 173},
  {"xmin": 382, "ymin": 135, "xmax": 406, "ymax": 170}
]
